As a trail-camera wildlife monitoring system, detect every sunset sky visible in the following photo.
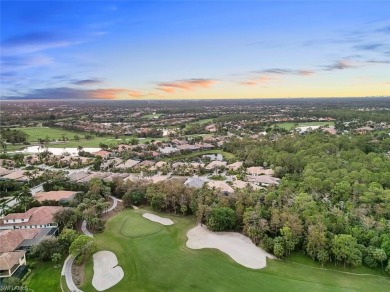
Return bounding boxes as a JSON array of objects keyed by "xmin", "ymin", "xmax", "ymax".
[{"xmin": 1, "ymin": 1, "xmax": 389, "ymax": 100}]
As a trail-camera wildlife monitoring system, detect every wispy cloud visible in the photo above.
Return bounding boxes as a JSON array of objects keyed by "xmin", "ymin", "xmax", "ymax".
[
  {"xmin": 240, "ymin": 68, "xmax": 314, "ymax": 86},
  {"xmin": 1, "ymin": 32, "xmax": 81, "ymax": 55},
  {"xmin": 376, "ymin": 25, "xmax": 390, "ymax": 34},
  {"xmin": 323, "ymin": 60, "xmax": 357, "ymax": 71},
  {"xmin": 354, "ymin": 43, "xmax": 385, "ymax": 51},
  {"xmin": 366, "ymin": 60, "xmax": 390, "ymax": 64},
  {"xmin": 253, "ymin": 68, "xmax": 315, "ymax": 76},
  {"xmin": 240, "ymin": 76, "xmax": 276, "ymax": 86},
  {"xmin": 1, "ymin": 55, "xmax": 53, "ymax": 72},
  {"xmin": 2, "ymin": 87, "xmax": 145, "ymax": 100},
  {"xmin": 157, "ymin": 79, "xmax": 216, "ymax": 93},
  {"xmin": 72, "ymin": 78, "xmax": 103, "ymax": 86}
]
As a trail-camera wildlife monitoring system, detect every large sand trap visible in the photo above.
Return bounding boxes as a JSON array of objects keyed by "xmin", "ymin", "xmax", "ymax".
[
  {"xmin": 92, "ymin": 251, "xmax": 124, "ymax": 291},
  {"xmin": 142, "ymin": 213, "xmax": 174, "ymax": 225},
  {"xmin": 186, "ymin": 225, "xmax": 275, "ymax": 269}
]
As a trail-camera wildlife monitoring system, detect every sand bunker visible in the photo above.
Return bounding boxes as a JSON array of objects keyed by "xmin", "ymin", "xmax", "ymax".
[
  {"xmin": 92, "ymin": 251, "xmax": 124, "ymax": 291},
  {"xmin": 186, "ymin": 225, "xmax": 275, "ymax": 269},
  {"xmin": 142, "ymin": 213, "xmax": 174, "ymax": 225}
]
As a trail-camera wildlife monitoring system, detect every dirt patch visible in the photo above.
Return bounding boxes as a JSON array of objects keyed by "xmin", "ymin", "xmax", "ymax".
[{"xmin": 72, "ymin": 260, "xmax": 85, "ymax": 287}]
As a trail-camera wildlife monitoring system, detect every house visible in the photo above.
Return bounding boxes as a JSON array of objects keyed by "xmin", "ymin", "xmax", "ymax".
[
  {"xmin": 184, "ymin": 176, "xmax": 206, "ymax": 189},
  {"xmin": 116, "ymin": 159, "xmax": 140, "ymax": 169},
  {"xmin": 172, "ymin": 162, "xmax": 187, "ymax": 169},
  {"xmin": 205, "ymin": 161, "xmax": 227, "ymax": 171},
  {"xmin": 101, "ymin": 158, "xmax": 123, "ymax": 170},
  {"xmin": 0, "ymin": 171, "xmax": 28, "ymax": 182},
  {"xmin": 135, "ymin": 160, "xmax": 156, "ymax": 169},
  {"xmin": 0, "ymin": 168, "xmax": 13, "ymax": 177},
  {"xmin": 178, "ymin": 144, "xmax": 200, "ymax": 151},
  {"xmin": 0, "ymin": 229, "xmax": 39, "ymax": 253},
  {"xmin": 77, "ymin": 172, "xmax": 111, "ymax": 183},
  {"xmin": 207, "ymin": 181, "xmax": 234, "ymax": 194},
  {"xmin": 227, "ymin": 161, "xmax": 243, "ymax": 171},
  {"xmin": 196, "ymin": 143, "xmax": 215, "ymax": 150},
  {"xmin": 154, "ymin": 161, "xmax": 167, "ymax": 169},
  {"xmin": 0, "ymin": 251, "xmax": 26, "ymax": 278},
  {"xmin": 189, "ymin": 162, "xmax": 204, "ymax": 169},
  {"xmin": 103, "ymin": 173, "xmax": 130, "ymax": 182},
  {"xmin": 68, "ymin": 171, "xmax": 90, "ymax": 182},
  {"xmin": 146, "ymin": 174, "xmax": 171, "ymax": 184},
  {"xmin": 246, "ymin": 166, "xmax": 274, "ymax": 176},
  {"xmin": 0, "ymin": 206, "xmax": 63, "ymax": 230},
  {"xmin": 232, "ymin": 180, "xmax": 264, "ymax": 190},
  {"xmin": 34, "ymin": 191, "xmax": 78, "ymax": 203},
  {"xmin": 92, "ymin": 150, "xmax": 112, "ymax": 159},
  {"xmin": 159, "ymin": 147, "xmax": 179, "ymax": 155},
  {"xmin": 246, "ymin": 175, "xmax": 280, "ymax": 186},
  {"xmin": 0, "ymin": 228, "xmax": 59, "ymax": 279}
]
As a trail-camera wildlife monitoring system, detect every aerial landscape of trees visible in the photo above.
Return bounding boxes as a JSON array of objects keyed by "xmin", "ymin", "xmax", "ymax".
[{"xmin": 103, "ymin": 131, "xmax": 390, "ymax": 272}]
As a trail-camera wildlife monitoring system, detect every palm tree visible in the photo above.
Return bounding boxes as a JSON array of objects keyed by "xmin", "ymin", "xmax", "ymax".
[{"xmin": 16, "ymin": 186, "xmax": 33, "ymax": 213}]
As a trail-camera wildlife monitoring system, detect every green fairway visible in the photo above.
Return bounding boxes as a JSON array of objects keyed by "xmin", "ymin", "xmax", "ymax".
[
  {"xmin": 274, "ymin": 121, "xmax": 334, "ymax": 130},
  {"xmin": 81, "ymin": 209, "xmax": 390, "ymax": 292},
  {"xmin": 25, "ymin": 261, "xmax": 62, "ymax": 292},
  {"xmin": 15, "ymin": 127, "xmax": 86, "ymax": 142}
]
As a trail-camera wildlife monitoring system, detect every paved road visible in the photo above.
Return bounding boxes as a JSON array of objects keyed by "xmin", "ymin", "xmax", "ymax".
[
  {"xmin": 30, "ymin": 183, "xmax": 44, "ymax": 195},
  {"xmin": 62, "ymin": 255, "xmax": 82, "ymax": 292},
  {"xmin": 81, "ymin": 220, "xmax": 93, "ymax": 237},
  {"xmin": 107, "ymin": 195, "xmax": 119, "ymax": 212},
  {"xmin": 64, "ymin": 195, "xmax": 120, "ymax": 291}
]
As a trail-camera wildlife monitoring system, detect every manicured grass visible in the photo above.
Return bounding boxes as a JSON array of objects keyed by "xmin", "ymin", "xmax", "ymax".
[
  {"xmin": 163, "ymin": 149, "xmax": 236, "ymax": 162},
  {"xmin": 15, "ymin": 127, "xmax": 86, "ymax": 142},
  {"xmin": 81, "ymin": 209, "xmax": 390, "ymax": 292},
  {"xmin": 120, "ymin": 214, "xmax": 162, "ymax": 237},
  {"xmin": 24, "ymin": 261, "xmax": 62, "ymax": 292},
  {"xmin": 274, "ymin": 121, "xmax": 334, "ymax": 130},
  {"xmin": 184, "ymin": 118, "xmax": 214, "ymax": 130}
]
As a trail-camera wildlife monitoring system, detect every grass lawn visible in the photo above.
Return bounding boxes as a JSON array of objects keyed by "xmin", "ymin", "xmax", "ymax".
[
  {"xmin": 163, "ymin": 149, "xmax": 236, "ymax": 162},
  {"xmin": 15, "ymin": 127, "xmax": 86, "ymax": 142},
  {"xmin": 274, "ymin": 121, "xmax": 335, "ymax": 130},
  {"xmin": 81, "ymin": 209, "xmax": 390, "ymax": 292},
  {"xmin": 184, "ymin": 118, "xmax": 214, "ymax": 130},
  {"xmin": 24, "ymin": 261, "xmax": 62, "ymax": 292}
]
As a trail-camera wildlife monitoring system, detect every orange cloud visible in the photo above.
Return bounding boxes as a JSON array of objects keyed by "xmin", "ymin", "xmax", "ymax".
[
  {"xmin": 298, "ymin": 70, "xmax": 315, "ymax": 76},
  {"xmin": 157, "ymin": 79, "xmax": 216, "ymax": 93},
  {"xmin": 88, "ymin": 88, "xmax": 146, "ymax": 99},
  {"xmin": 128, "ymin": 90, "xmax": 143, "ymax": 98},
  {"xmin": 240, "ymin": 76, "xmax": 276, "ymax": 86},
  {"xmin": 89, "ymin": 88, "xmax": 128, "ymax": 99}
]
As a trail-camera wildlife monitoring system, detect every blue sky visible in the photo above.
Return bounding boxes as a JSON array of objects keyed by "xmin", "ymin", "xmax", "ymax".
[{"xmin": 1, "ymin": 0, "xmax": 389, "ymax": 100}]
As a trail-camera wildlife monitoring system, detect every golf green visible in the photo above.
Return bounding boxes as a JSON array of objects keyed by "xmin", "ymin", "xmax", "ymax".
[
  {"xmin": 80, "ymin": 209, "xmax": 390, "ymax": 292},
  {"xmin": 120, "ymin": 213, "xmax": 162, "ymax": 237}
]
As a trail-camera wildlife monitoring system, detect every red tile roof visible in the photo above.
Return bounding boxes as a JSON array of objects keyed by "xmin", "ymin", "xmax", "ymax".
[
  {"xmin": 34, "ymin": 191, "xmax": 77, "ymax": 202},
  {"xmin": 0, "ymin": 229, "xmax": 39, "ymax": 253},
  {"xmin": 1, "ymin": 206, "xmax": 63, "ymax": 227},
  {"xmin": 0, "ymin": 251, "xmax": 25, "ymax": 270}
]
